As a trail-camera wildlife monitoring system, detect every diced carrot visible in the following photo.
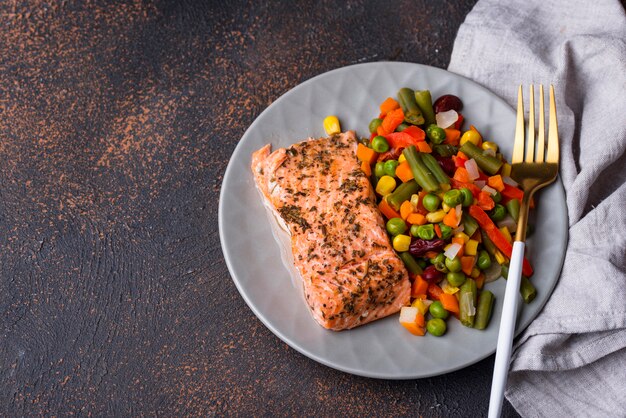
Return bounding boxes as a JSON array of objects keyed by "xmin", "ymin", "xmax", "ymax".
[
  {"xmin": 457, "ymin": 151, "xmax": 468, "ymax": 160},
  {"xmin": 453, "ymin": 167, "xmax": 471, "ymax": 183},
  {"xmin": 399, "ymin": 307, "xmax": 426, "ymax": 336},
  {"xmin": 411, "ymin": 275, "xmax": 429, "ymax": 298},
  {"xmin": 425, "ymin": 251, "xmax": 439, "ymax": 259},
  {"xmin": 407, "ymin": 213, "xmax": 426, "ymax": 226},
  {"xmin": 475, "ymin": 273, "xmax": 485, "ymax": 290},
  {"xmin": 415, "ymin": 191, "xmax": 428, "ymax": 215},
  {"xmin": 395, "ymin": 161, "xmax": 414, "ymax": 183},
  {"xmin": 461, "ymin": 256, "xmax": 476, "ymax": 276},
  {"xmin": 356, "ymin": 143, "xmax": 378, "ymax": 164},
  {"xmin": 439, "ymin": 293, "xmax": 460, "ymax": 314},
  {"xmin": 360, "ymin": 160, "xmax": 372, "ymax": 177},
  {"xmin": 477, "ymin": 191, "xmax": 495, "ymax": 210},
  {"xmin": 443, "ymin": 128, "xmax": 461, "ymax": 146},
  {"xmin": 488, "ymin": 175, "xmax": 505, "ymax": 192},
  {"xmin": 379, "ymin": 97, "xmax": 400, "ymax": 117},
  {"xmin": 379, "ymin": 198, "xmax": 401, "ymax": 220},
  {"xmin": 379, "ymin": 108, "xmax": 405, "ymax": 135},
  {"xmin": 443, "ymin": 207, "xmax": 460, "ymax": 228},
  {"xmin": 434, "ymin": 223, "xmax": 442, "ymax": 238},
  {"xmin": 416, "ymin": 141, "xmax": 432, "ymax": 153},
  {"xmin": 428, "ymin": 284, "xmax": 443, "ymax": 301},
  {"xmin": 400, "ymin": 200, "xmax": 413, "ymax": 220}
]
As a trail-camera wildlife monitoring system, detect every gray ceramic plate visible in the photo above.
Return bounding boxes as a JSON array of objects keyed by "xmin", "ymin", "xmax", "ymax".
[{"xmin": 219, "ymin": 62, "xmax": 567, "ymax": 379}]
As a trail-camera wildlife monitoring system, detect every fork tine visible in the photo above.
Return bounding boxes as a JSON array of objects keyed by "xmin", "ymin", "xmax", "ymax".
[
  {"xmin": 525, "ymin": 85, "xmax": 535, "ymax": 162},
  {"xmin": 547, "ymin": 85, "xmax": 559, "ymax": 163},
  {"xmin": 512, "ymin": 85, "xmax": 525, "ymax": 164},
  {"xmin": 536, "ymin": 85, "xmax": 545, "ymax": 163}
]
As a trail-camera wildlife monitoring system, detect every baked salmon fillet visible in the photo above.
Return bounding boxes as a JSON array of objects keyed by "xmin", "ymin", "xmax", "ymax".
[{"xmin": 251, "ymin": 131, "xmax": 410, "ymax": 330}]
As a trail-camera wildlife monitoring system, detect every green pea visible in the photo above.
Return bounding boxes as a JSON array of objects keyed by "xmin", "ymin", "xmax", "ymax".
[
  {"xmin": 422, "ymin": 193, "xmax": 441, "ymax": 212},
  {"xmin": 443, "ymin": 189, "xmax": 463, "ymax": 207},
  {"xmin": 445, "ymin": 256, "xmax": 462, "ymax": 273},
  {"xmin": 427, "ymin": 318, "xmax": 447, "ymax": 336},
  {"xmin": 460, "ymin": 188, "xmax": 474, "ymax": 207},
  {"xmin": 374, "ymin": 162, "xmax": 386, "ymax": 178},
  {"xmin": 438, "ymin": 223, "xmax": 453, "ymax": 240},
  {"xmin": 426, "ymin": 124, "xmax": 446, "ymax": 144},
  {"xmin": 396, "ymin": 123, "xmax": 410, "ymax": 132},
  {"xmin": 386, "ymin": 217, "xmax": 407, "ymax": 236},
  {"xmin": 490, "ymin": 204, "xmax": 507, "ymax": 222},
  {"xmin": 477, "ymin": 250, "xmax": 492, "ymax": 270},
  {"xmin": 416, "ymin": 224, "xmax": 435, "ymax": 240},
  {"xmin": 372, "ymin": 135, "xmax": 389, "ymax": 153},
  {"xmin": 410, "ymin": 224, "xmax": 421, "ymax": 238},
  {"xmin": 431, "ymin": 253, "xmax": 448, "ymax": 272},
  {"xmin": 369, "ymin": 118, "xmax": 383, "ymax": 134},
  {"xmin": 492, "ymin": 191, "xmax": 502, "ymax": 203},
  {"xmin": 429, "ymin": 301, "xmax": 449, "ymax": 320},
  {"xmin": 447, "ymin": 271, "xmax": 466, "ymax": 287},
  {"xmin": 383, "ymin": 160, "xmax": 399, "ymax": 177}
]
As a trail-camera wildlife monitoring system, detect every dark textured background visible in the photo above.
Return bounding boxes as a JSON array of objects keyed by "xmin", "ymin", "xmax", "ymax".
[{"xmin": 0, "ymin": 1, "xmax": 524, "ymax": 416}]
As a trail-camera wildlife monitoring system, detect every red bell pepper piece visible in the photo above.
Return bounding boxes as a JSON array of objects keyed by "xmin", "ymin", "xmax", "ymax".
[
  {"xmin": 383, "ymin": 131, "xmax": 421, "ymax": 149},
  {"xmin": 401, "ymin": 125, "xmax": 426, "ymax": 141},
  {"xmin": 454, "ymin": 113, "xmax": 464, "ymax": 130},
  {"xmin": 501, "ymin": 183, "xmax": 524, "ymax": 201},
  {"xmin": 468, "ymin": 205, "xmax": 534, "ymax": 277}
]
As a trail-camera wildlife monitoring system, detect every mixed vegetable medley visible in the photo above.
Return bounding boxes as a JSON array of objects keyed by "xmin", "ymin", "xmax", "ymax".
[{"xmin": 323, "ymin": 87, "xmax": 537, "ymax": 337}]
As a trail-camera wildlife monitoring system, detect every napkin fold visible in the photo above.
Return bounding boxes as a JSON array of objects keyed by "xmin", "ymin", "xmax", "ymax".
[{"xmin": 448, "ymin": 0, "xmax": 626, "ymax": 416}]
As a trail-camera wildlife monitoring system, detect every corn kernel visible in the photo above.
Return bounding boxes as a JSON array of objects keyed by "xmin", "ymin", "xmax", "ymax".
[
  {"xmin": 494, "ymin": 249, "xmax": 506, "ymax": 265},
  {"xmin": 442, "ymin": 202, "xmax": 451, "ymax": 213},
  {"xmin": 499, "ymin": 226, "xmax": 512, "ymax": 243},
  {"xmin": 454, "ymin": 232, "xmax": 470, "ymax": 243},
  {"xmin": 482, "ymin": 141, "xmax": 499, "ymax": 153},
  {"xmin": 440, "ymin": 183, "xmax": 451, "ymax": 192},
  {"xmin": 470, "ymin": 267, "xmax": 481, "ymax": 278},
  {"xmin": 501, "ymin": 163, "xmax": 512, "ymax": 178},
  {"xmin": 393, "ymin": 234, "xmax": 411, "ymax": 252},
  {"xmin": 410, "ymin": 194, "xmax": 420, "ymax": 210},
  {"xmin": 460, "ymin": 130, "xmax": 482, "ymax": 146},
  {"xmin": 426, "ymin": 210, "xmax": 446, "ymax": 223},
  {"xmin": 411, "ymin": 298, "xmax": 431, "ymax": 315},
  {"xmin": 376, "ymin": 175, "xmax": 396, "ymax": 196},
  {"xmin": 323, "ymin": 115, "xmax": 341, "ymax": 135},
  {"xmin": 465, "ymin": 239, "xmax": 479, "ymax": 255},
  {"xmin": 398, "ymin": 153, "xmax": 406, "ymax": 163},
  {"xmin": 442, "ymin": 282, "xmax": 460, "ymax": 295}
]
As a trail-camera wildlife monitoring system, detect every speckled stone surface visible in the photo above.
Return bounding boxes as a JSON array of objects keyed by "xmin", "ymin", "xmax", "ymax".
[{"xmin": 0, "ymin": 1, "xmax": 522, "ymax": 416}]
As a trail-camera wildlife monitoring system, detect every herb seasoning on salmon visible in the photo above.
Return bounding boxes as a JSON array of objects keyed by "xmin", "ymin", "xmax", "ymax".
[{"xmin": 251, "ymin": 131, "xmax": 411, "ymax": 330}]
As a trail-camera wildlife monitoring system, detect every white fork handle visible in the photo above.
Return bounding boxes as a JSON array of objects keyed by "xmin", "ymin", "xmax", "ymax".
[{"xmin": 488, "ymin": 241, "xmax": 525, "ymax": 418}]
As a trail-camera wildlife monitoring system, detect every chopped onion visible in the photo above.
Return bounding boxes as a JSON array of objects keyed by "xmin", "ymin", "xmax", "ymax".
[
  {"xmin": 475, "ymin": 180, "xmax": 486, "ymax": 188},
  {"xmin": 464, "ymin": 159, "xmax": 480, "ymax": 180},
  {"xmin": 482, "ymin": 185, "xmax": 497, "ymax": 195},
  {"xmin": 503, "ymin": 176, "xmax": 519, "ymax": 187},
  {"xmin": 483, "ymin": 261, "xmax": 503, "ymax": 283},
  {"xmin": 497, "ymin": 214, "xmax": 517, "ymax": 232},
  {"xmin": 436, "ymin": 110, "xmax": 458, "ymax": 129},
  {"xmin": 444, "ymin": 243, "xmax": 462, "ymax": 259},
  {"xmin": 453, "ymin": 224, "xmax": 465, "ymax": 234},
  {"xmin": 455, "ymin": 204, "xmax": 463, "ymax": 225}
]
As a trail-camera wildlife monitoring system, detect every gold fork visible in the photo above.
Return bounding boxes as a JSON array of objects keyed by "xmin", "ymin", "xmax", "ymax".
[{"xmin": 488, "ymin": 85, "xmax": 560, "ymax": 418}]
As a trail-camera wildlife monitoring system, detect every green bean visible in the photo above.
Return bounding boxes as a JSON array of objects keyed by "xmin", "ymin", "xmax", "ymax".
[
  {"xmin": 403, "ymin": 146, "xmax": 439, "ymax": 192},
  {"xmin": 400, "ymin": 252, "xmax": 423, "ymax": 276},
  {"xmin": 474, "ymin": 290, "xmax": 495, "ymax": 330},
  {"xmin": 481, "ymin": 229, "xmax": 497, "ymax": 255},
  {"xmin": 386, "ymin": 180, "xmax": 420, "ymax": 210},
  {"xmin": 421, "ymin": 153, "xmax": 450, "ymax": 185},
  {"xmin": 462, "ymin": 213, "xmax": 479, "ymax": 237},
  {"xmin": 501, "ymin": 265, "xmax": 538, "ymax": 303},
  {"xmin": 397, "ymin": 88, "xmax": 425, "ymax": 125},
  {"xmin": 431, "ymin": 253, "xmax": 447, "ymax": 272},
  {"xmin": 426, "ymin": 124, "xmax": 446, "ymax": 144},
  {"xmin": 432, "ymin": 144, "xmax": 459, "ymax": 157},
  {"xmin": 520, "ymin": 276, "xmax": 537, "ymax": 303},
  {"xmin": 492, "ymin": 191, "xmax": 502, "ymax": 203},
  {"xmin": 506, "ymin": 198, "xmax": 520, "ymax": 222},
  {"xmin": 459, "ymin": 142, "xmax": 503, "ymax": 175},
  {"xmin": 459, "ymin": 278, "xmax": 477, "ymax": 327},
  {"xmin": 414, "ymin": 90, "xmax": 436, "ymax": 127}
]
